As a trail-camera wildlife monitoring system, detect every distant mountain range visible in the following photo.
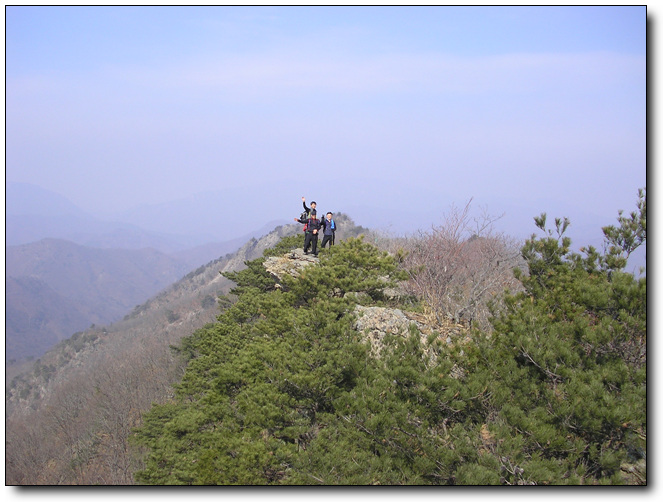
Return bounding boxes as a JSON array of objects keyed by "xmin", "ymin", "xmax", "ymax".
[
  {"xmin": 5, "ymin": 238, "xmax": 191, "ymax": 362},
  {"xmin": 6, "ymin": 275, "xmax": 92, "ymax": 363},
  {"xmin": 6, "ymin": 181, "xmax": 289, "ymax": 255},
  {"xmin": 4, "ymin": 182, "xmax": 289, "ymax": 362},
  {"xmin": 7, "ymin": 178, "xmax": 632, "ymax": 248}
]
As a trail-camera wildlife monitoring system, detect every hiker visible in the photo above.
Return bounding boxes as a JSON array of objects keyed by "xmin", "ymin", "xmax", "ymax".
[
  {"xmin": 320, "ymin": 212, "xmax": 337, "ymax": 248},
  {"xmin": 302, "ymin": 196, "xmax": 317, "ymax": 216},
  {"xmin": 294, "ymin": 212, "xmax": 308, "ymax": 225},
  {"xmin": 294, "ymin": 196, "xmax": 318, "ymax": 234},
  {"xmin": 303, "ymin": 210, "xmax": 322, "ymax": 256}
]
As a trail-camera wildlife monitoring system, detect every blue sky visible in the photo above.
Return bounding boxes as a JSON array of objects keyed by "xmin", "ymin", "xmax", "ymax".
[{"xmin": 5, "ymin": 5, "xmax": 646, "ymax": 241}]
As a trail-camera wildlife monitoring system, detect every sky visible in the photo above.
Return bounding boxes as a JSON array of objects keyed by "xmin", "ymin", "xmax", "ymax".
[{"xmin": 5, "ymin": 5, "xmax": 647, "ymax": 241}]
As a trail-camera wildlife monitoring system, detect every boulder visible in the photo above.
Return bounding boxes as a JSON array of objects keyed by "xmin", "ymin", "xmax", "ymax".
[
  {"xmin": 263, "ymin": 248, "xmax": 318, "ymax": 282},
  {"xmin": 353, "ymin": 305, "xmax": 470, "ymax": 359},
  {"xmin": 354, "ymin": 305, "xmax": 420, "ymax": 357}
]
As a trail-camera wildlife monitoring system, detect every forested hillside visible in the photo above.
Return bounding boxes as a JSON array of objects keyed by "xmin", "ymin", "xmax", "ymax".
[
  {"xmin": 5, "ymin": 194, "xmax": 646, "ymax": 485},
  {"xmin": 6, "ymin": 275, "xmax": 92, "ymax": 363},
  {"xmin": 5, "ymin": 238, "xmax": 191, "ymax": 362}
]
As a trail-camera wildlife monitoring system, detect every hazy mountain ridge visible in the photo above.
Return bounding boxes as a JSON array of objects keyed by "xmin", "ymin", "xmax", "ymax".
[
  {"xmin": 4, "ymin": 222, "xmax": 304, "ymax": 411},
  {"xmin": 7, "ymin": 180, "xmax": 623, "ymax": 254},
  {"xmin": 6, "ymin": 213, "xmax": 184, "ymax": 251},
  {"xmin": 4, "ymin": 183, "xmax": 292, "ymax": 362},
  {"xmin": 6, "ymin": 182, "xmax": 238, "ymax": 252},
  {"xmin": 6, "ymin": 276, "xmax": 92, "ymax": 363},
  {"xmin": 171, "ymin": 220, "xmax": 292, "ymax": 269},
  {"xmin": 6, "ymin": 182, "xmax": 91, "ymax": 218},
  {"xmin": 5, "ymin": 238, "xmax": 191, "ymax": 361}
]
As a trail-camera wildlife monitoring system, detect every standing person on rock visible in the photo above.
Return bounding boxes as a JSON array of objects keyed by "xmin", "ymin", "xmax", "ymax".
[
  {"xmin": 294, "ymin": 196, "xmax": 319, "ymax": 252},
  {"xmin": 294, "ymin": 196, "xmax": 318, "ymax": 230},
  {"xmin": 320, "ymin": 212, "xmax": 337, "ymax": 249},
  {"xmin": 304, "ymin": 210, "xmax": 322, "ymax": 256}
]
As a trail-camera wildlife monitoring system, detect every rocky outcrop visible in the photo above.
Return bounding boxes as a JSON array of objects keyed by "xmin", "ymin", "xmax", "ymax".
[
  {"xmin": 353, "ymin": 305, "xmax": 414, "ymax": 357},
  {"xmin": 353, "ymin": 305, "xmax": 469, "ymax": 359},
  {"xmin": 353, "ymin": 305, "xmax": 470, "ymax": 382},
  {"xmin": 401, "ymin": 310, "xmax": 470, "ymax": 345},
  {"xmin": 263, "ymin": 248, "xmax": 319, "ymax": 282}
]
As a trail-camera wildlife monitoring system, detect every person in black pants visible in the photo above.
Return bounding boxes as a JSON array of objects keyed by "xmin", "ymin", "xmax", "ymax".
[
  {"xmin": 295, "ymin": 197, "xmax": 318, "ymax": 251},
  {"xmin": 320, "ymin": 212, "xmax": 337, "ymax": 249},
  {"xmin": 304, "ymin": 211, "xmax": 322, "ymax": 256}
]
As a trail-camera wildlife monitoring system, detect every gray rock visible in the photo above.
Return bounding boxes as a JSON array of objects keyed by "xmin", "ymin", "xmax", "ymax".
[
  {"xmin": 353, "ymin": 305, "xmax": 415, "ymax": 357},
  {"xmin": 263, "ymin": 248, "xmax": 318, "ymax": 282}
]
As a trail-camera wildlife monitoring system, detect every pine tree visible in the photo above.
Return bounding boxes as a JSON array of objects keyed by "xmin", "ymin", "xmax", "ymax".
[{"xmin": 449, "ymin": 188, "xmax": 646, "ymax": 484}]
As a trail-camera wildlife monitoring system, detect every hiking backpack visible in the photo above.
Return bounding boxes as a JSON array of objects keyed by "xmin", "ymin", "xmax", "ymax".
[{"xmin": 300, "ymin": 211, "xmax": 309, "ymax": 231}]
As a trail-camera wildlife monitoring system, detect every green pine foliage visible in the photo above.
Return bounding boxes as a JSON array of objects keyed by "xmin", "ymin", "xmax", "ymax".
[
  {"xmin": 457, "ymin": 188, "xmax": 646, "ymax": 485},
  {"xmin": 131, "ymin": 191, "xmax": 646, "ymax": 485}
]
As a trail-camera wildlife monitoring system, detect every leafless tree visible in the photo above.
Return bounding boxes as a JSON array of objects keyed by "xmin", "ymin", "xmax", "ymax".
[{"xmin": 397, "ymin": 200, "xmax": 524, "ymax": 331}]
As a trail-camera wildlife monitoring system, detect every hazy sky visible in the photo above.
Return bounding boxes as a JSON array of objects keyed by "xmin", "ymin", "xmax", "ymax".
[{"xmin": 5, "ymin": 5, "xmax": 646, "ymax": 235}]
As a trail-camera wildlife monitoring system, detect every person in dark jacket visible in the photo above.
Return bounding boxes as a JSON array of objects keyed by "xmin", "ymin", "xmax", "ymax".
[
  {"xmin": 302, "ymin": 196, "xmax": 317, "ymax": 217},
  {"xmin": 294, "ymin": 196, "xmax": 318, "ymax": 228},
  {"xmin": 320, "ymin": 212, "xmax": 337, "ymax": 249},
  {"xmin": 304, "ymin": 211, "xmax": 322, "ymax": 256}
]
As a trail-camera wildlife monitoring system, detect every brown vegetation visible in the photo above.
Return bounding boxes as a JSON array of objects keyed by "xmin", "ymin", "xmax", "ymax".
[{"xmin": 381, "ymin": 200, "xmax": 524, "ymax": 331}]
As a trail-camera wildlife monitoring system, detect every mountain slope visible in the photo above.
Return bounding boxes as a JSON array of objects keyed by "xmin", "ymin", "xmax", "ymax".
[
  {"xmin": 6, "ymin": 276, "xmax": 92, "ymax": 362},
  {"xmin": 5, "ymin": 239, "xmax": 190, "ymax": 361}
]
